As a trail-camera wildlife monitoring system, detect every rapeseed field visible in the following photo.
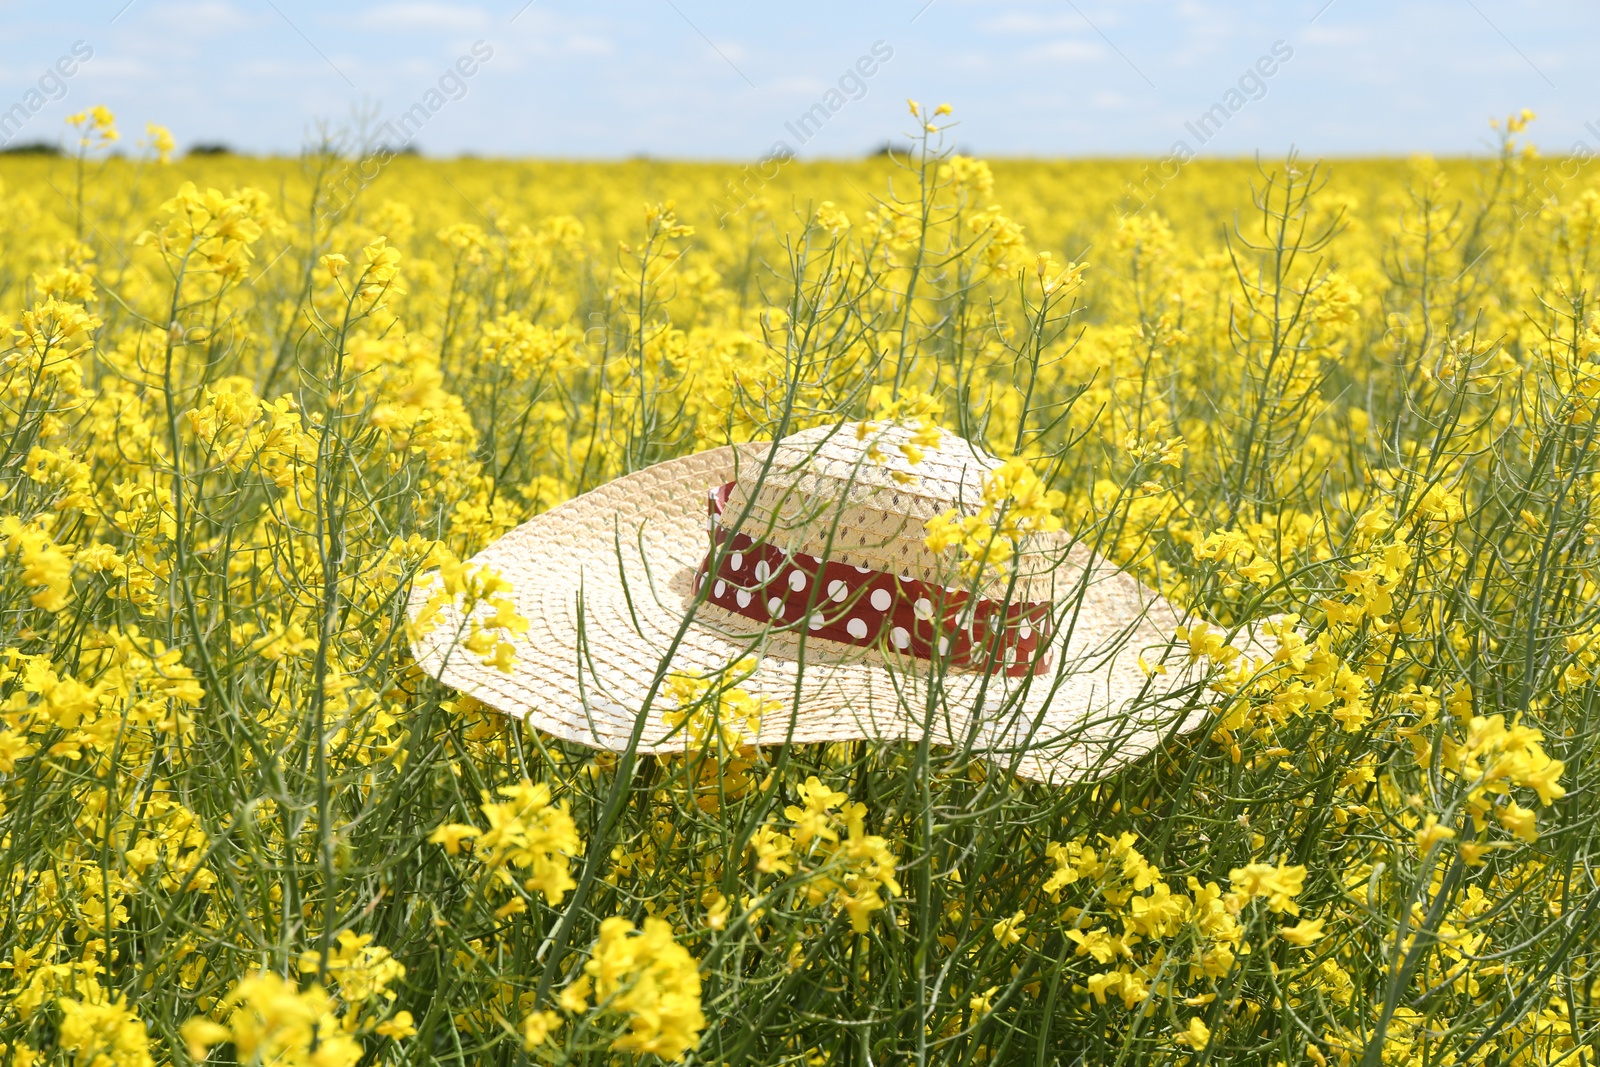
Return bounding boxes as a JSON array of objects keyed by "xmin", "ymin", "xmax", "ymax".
[{"xmin": 0, "ymin": 105, "xmax": 1593, "ymax": 1065}]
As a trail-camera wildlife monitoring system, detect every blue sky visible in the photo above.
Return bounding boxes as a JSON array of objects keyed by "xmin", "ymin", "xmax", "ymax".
[{"xmin": 2, "ymin": 1, "xmax": 1597, "ymax": 158}]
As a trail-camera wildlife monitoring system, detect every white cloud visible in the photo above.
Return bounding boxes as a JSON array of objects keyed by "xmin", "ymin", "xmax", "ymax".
[
  {"xmin": 234, "ymin": 58, "xmax": 332, "ymax": 79},
  {"xmin": 982, "ymin": 12, "xmax": 1081, "ymax": 34},
  {"xmin": 352, "ymin": 3, "xmax": 489, "ymax": 31},
  {"xmin": 769, "ymin": 76, "xmax": 828, "ymax": 94},
  {"xmin": 498, "ymin": 9, "xmax": 619, "ymax": 62},
  {"xmin": 1303, "ymin": 25, "xmax": 1366, "ymax": 46},
  {"xmin": 145, "ymin": 1, "xmax": 254, "ymax": 34},
  {"xmin": 563, "ymin": 34, "xmax": 615, "ymax": 56},
  {"xmin": 78, "ymin": 58, "xmax": 160, "ymax": 79},
  {"xmin": 1023, "ymin": 39, "xmax": 1105, "ymax": 63}
]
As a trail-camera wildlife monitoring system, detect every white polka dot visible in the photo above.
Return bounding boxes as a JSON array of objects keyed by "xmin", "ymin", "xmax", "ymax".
[
  {"xmin": 870, "ymin": 588, "xmax": 892, "ymax": 612},
  {"xmin": 828, "ymin": 580, "xmax": 849, "ymax": 602},
  {"xmin": 891, "ymin": 626, "xmax": 910, "ymax": 649},
  {"xmin": 808, "ymin": 612, "xmax": 824, "ymax": 630},
  {"xmin": 788, "ymin": 570, "xmax": 807, "ymax": 591},
  {"xmin": 730, "ymin": 552, "xmax": 744, "ymax": 571},
  {"xmin": 755, "ymin": 560, "xmax": 772, "ymax": 582},
  {"xmin": 768, "ymin": 597, "xmax": 784, "ymax": 618},
  {"xmin": 854, "ymin": 564, "xmax": 871, "ymax": 574},
  {"xmin": 914, "ymin": 597, "xmax": 933, "ymax": 619},
  {"xmin": 899, "ymin": 571, "xmax": 912, "ymax": 582},
  {"xmin": 736, "ymin": 589, "xmax": 752, "ymax": 608},
  {"xmin": 937, "ymin": 636, "xmax": 951, "ymax": 655},
  {"xmin": 714, "ymin": 580, "xmax": 726, "ymax": 598},
  {"xmin": 846, "ymin": 617, "xmax": 869, "ymax": 639}
]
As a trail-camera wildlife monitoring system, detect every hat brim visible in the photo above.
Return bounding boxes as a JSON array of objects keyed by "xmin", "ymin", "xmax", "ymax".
[{"xmin": 406, "ymin": 445, "xmax": 1261, "ymax": 784}]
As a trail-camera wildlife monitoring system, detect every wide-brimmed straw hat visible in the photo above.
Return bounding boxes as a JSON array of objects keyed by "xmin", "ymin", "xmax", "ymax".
[{"xmin": 407, "ymin": 421, "xmax": 1259, "ymax": 784}]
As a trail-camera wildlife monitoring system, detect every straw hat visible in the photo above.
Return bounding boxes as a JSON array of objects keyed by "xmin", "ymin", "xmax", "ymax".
[{"xmin": 407, "ymin": 421, "xmax": 1260, "ymax": 784}]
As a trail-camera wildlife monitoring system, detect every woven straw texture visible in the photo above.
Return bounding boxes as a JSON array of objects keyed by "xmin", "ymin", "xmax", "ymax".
[
  {"xmin": 407, "ymin": 427, "xmax": 1261, "ymax": 784},
  {"xmin": 727, "ymin": 423, "xmax": 1065, "ymax": 600}
]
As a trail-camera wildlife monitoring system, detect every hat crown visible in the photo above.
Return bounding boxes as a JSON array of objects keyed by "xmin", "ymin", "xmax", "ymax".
[
  {"xmin": 765, "ymin": 420, "xmax": 998, "ymax": 508},
  {"xmin": 721, "ymin": 422, "xmax": 1062, "ymax": 596}
]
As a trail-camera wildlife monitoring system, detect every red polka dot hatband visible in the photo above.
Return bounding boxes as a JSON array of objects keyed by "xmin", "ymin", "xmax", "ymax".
[{"xmin": 698, "ymin": 482, "xmax": 1053, "ymax": 677}]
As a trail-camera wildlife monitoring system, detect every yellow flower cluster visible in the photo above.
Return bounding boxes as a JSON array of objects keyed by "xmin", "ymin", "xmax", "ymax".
[
  {"xmin": 1437, "ymin": 712, "xmax": 1567, "ymax": 845},
  {"xmin": 0, "ymin": 517, "xmax": 73, "ymax": 610},
  {"xmin": 859, "ymin": 385, "xmax": 945, "ymax": 475},
  {"xmin": 556, "ymin": 916, "xmax": 706, "ymax": 1061},
  {"xmin": 663, "ymin": 657, "xmax": 777, "ymax": 753},
  {"xmin": 924, "ymin": 456, "xmax": 1067, "ymax": 581},
  {"xmin": 774, "ymin": 776, "xmax": 903, "ymax": 933},
  {"xmin": 409, "ymin": 558, "xmax": 530, "ymax": 672},
  {"xmin": 182, "ymin": 974, "xmax": 354, "ymax": 1067},
  {"xmin": 429, "ymin": 779, "xmax": 583, "ymax": 909},
  {"xmin": 137, "ymin": 181, "xmax": 269, "ymax": 284},
  {"xmin": 67, "ymin": 106, "xmax": 118, "ymax": 152},
  {"xmin": 182, "ymin": 932, "xmax": 412, "ymax": 1064},
  {"xmin": 48, "ymin": 985, "xmax": 152, "ymax": 1067}
]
